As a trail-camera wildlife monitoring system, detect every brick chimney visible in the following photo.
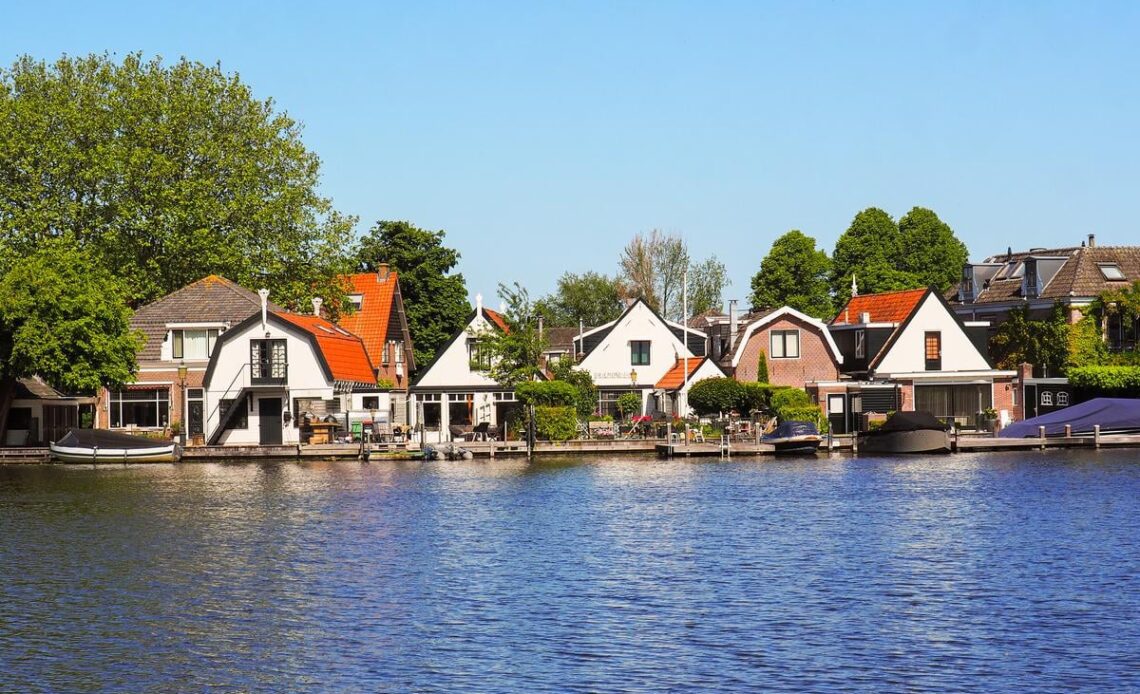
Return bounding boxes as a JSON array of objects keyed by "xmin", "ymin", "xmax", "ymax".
[
  {"xmin": 1087, "ymin": 233, "xmax": 1096, "ymax": 248},
  {"xmin": 377, "ymin": 262, "xmax": 390, "ymax": 281}
]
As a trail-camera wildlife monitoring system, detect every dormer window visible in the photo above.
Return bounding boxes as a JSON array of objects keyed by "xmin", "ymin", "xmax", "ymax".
[
  {"xmin": 348, "ymin": 294, "xmax": 364, "ymax": 310},
  {"xmin": 172, "ymin": 329, "xmax": 219, "ymax": 360},
  {"xmin": 1099, "ymin": 263, "xmax": 1126, "ymax": 281}
]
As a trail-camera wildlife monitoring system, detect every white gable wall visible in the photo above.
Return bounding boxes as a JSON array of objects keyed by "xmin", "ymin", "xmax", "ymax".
[
  {"xmin": 204, "ymin": 319, "xmax": 335, "ymax": 445},
  {"xmin": 579, "ymin": 302, "xmax": 699, "ymax": 388},
  {"xmin": 413, "ymin": 313, "xmax": 500, "ymax": 389},
  {"xmin": 875, "ymin": 293, "xmax": 991, "ymax": 374}
]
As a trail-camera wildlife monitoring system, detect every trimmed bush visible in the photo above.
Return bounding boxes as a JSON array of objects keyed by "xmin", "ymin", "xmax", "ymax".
[
  {"xmin": 1067, "ymin": 365, "xmax": 1140, "ymax": 393},
  {"xmin": 688, "ymin": 377, "xmax": 745, "ymax": 415},
  {"xmin": 770, "ymin": 387, "xmax": 810, "ymax": 411},
  {"xmin": 534, "ymin": 406, "xmax": 578, "ymax": 441},
  {"xmin": 616, "ymin": 392, "xmax": 642, "ymax": 419},
  {"xmin": 515, "ymin": 381, "xmax": 578, "ymax": 407},
  {"xmin": 756, "ymin": 350, "xmax": 769, "ymax": 383},
  {"xmin": 777, "ymin": 404, "xmax": 827, "ymax": 433}
]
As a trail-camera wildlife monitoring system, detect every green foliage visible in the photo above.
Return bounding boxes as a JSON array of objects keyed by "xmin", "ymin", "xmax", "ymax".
[
  {"xmin": 689, "ymin": 255, "xmax": 729, "ymax": 317},
  {"xmin": 755, "ymin": 350, "xmax": 769, "ymax": 384},
  {"xmin": 749, "ymin": 230, "xmax": 834, "ymax": 319},
  {"xmin": 831, "ymin": 208, "xmax": 911, "ymax": 304},
  {"xmin": 533, "ymin": 406, "xmax": 578, "ymax": 441},
  {"xmin": 550, "ymin": 359, "xmax": 598, "ymax": 418},
  {"xmin": 618, "ymin": 229, "xmax": 729, "ymax": 320},
  {"xmin": 990, "ymin": 302, "xmax": 1070, "ymax": 376},
  {"xmin": 616, "ymin": 393, "xmax": 643, "ymax": 419},
  {"xmin": 777, "ymin": 404, "xmax": 827, "ymax": 432},
  {"xmin": 481, "ymin": 282, "xmax": 549, "ymax": 386},
  {"xmin": 739, "ymin": 382, "xmax": 778, "ymax": 414},
  {"xmin": 1067, "ymin": 366, "xmax": 1140, "ymax": 393},
  {"xmin": 535, "ymin": 272, "xmax": 624, "ymax": 327},
  {"xmin": 0, "ymin": 240, "xmax": 143, "ymax": 391},
  {"xmin": 770, "ymin": 387, "xmax": 811, "ymax": 411},
  {"xmin": 687, "ymin": 378, "xmax": 744, "ymax": 415},
  {"xmin": 354, "ymin": 220, "xmax": 469, "ymax": 369},
  {"xmin": 375, "ymin": 378, "xmax": 395, "ymax": 390},
  {"xmin": 515, "ymin": 380, "xmax": 578, "ymax": 407},
  {"xmin": 1067, "ymin": 315, "xmax": 1108, "ymax": 368},
  {"xmin": 0, "ymin": 53, "xmax": 356, "ymax": 310},
  {"xmin": 896, "ymin": 207, "xmax": 969, "ymax": 292}
]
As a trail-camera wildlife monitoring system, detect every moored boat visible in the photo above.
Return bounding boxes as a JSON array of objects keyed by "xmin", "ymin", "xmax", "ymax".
[
  {"xmin": 762, "ymin": 420, "xmax": 822, "ymax": 454},
  {"xmin": 858, "ymin": 411, "xmax": 950, "ymax": 454},
  {"xmin": 50, "ymin": 428, "xmax": 179, "ymax": 464},
  {"xmin": 999, "ymin": 397, "xmax": 1140, "ymax": 438}
]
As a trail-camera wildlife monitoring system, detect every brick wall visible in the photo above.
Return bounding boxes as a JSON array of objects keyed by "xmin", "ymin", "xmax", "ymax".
[
  {"xmin": 993, "ymin": 376, "xmax": 1018, "ymax": 421},
  {"xmin": 733, "ymin": 315, "xmax": 840, "ymax": 387},
  {"xmin": 98, "ymin": 367, "xmax": 206, "ymax": 429}
]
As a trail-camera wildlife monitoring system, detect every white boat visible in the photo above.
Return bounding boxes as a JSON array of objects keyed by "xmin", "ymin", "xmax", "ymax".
[{"xmin": 50, "ymin": 429, "xmax": 179, "ymax": 464}]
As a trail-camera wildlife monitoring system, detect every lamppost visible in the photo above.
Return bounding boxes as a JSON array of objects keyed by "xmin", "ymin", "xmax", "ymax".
[{"xmin": 176, "ymin": 359, "xmax": 187, "ymax": 444}]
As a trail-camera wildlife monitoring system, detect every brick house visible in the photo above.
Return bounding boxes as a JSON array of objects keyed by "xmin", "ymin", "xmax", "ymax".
[
  {"xmin": 726, "ymin": 306, "xmax": 843, "ymax": 387},
  {"xmin": 815, "ymin": 287, "xmax": 1019, "ymax": 433},
  {"xmin": 101, "ymin": 276, "xmax": 277, "ymax": 438}
]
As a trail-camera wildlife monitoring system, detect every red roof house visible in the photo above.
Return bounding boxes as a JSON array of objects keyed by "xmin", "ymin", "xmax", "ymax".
[{"xmin": 337, "ymin": 265, "xmax": 416, "ymax": 388}]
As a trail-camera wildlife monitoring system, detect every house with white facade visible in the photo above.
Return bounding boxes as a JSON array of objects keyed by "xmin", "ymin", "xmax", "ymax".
[
  {"xmin": 409, "ymin": 295, "xmax": 519, "ymax": 442},
  {"xmin": 202, "ymin": 295, "xmax": 379, "ymax": 445},
  {"xmin": 814, "ymin": 287, "xmax": 1018, "ymax": 434},
  {"xmin": 572, "ymin": 299, "xmax": 708, "ymax": 417}
]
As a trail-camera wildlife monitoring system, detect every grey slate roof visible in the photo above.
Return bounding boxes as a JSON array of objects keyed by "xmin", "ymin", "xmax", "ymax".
[
  {"xmin": 131, "ymin": 276, "xmax": 281, "ymax": 362},
  {"xmin": 953, "ymin": 245, "xmax": 1140, "ymax": 305}
]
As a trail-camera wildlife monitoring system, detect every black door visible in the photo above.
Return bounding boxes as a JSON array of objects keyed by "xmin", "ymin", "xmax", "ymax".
[
  {"xmin": 259, "ymin": 398, "xmax": 283, "ymax": 445},
  {"xmin": 827, "ymin": 394, "xmax": 847, "ymax": 434},
  {"xmin": 188, "ymin": 401, "xmax": 204, "ymax": 436}
]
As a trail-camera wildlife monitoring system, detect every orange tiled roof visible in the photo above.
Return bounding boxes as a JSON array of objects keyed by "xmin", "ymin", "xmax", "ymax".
[
  {"xmin": 275, "ymin": 312, "xmax": 376, "ymax": 385},
  {"xmin": 338, "ymin": 271, "xmax": 399, "ymax": 367},
  {"xmin": 832, "ymin": 288, "xmax": 927, "ymax": 325},
  {"xmin": 483, "ymin": 307, "xmax": 510, "ymax": 333},
  {"xmin": 656, "ymin": 357, "xmax": 707, "ymax": 390}
]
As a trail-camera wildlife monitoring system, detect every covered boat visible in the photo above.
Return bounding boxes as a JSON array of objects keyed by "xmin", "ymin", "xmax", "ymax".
[
  {"xmin": 762, "ymin": 420, "xmax": 822, "ymax": 454},
  {"xmin": 858, "ymin": 411, "xmax": 950, "ymax": 454},
  {"xmin": 50, "ymin": 428, "xmax": 179, "ymax": 464},
  {"xmin": 999, "ymin": 398, "xmax": 1140, "ymax": 438}
]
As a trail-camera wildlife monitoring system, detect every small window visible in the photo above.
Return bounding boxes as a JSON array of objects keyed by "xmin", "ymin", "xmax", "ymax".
[
  {"xmin": 770, "ymin": 331, "xmax": 800, "ymax": 359},
  {"xmin": 1012, "ymin": 388, "xmax": 1018, "ymax": 406},
  {"xmin": 855, "ymin": 329, "xmax": 866, "ymax": 359},
  {"xmin": 468, "ymin": 339, "xmax": 491, "ymax": 370},
  {"xmin": 382, "ymin": 343, "xmax": 391, "ymax": 365},
  {"xmin": 1057, "ymin": 392, "xmax": 1069, "ymax": 406},
  {"xmin": 924, "ymin": 331, "xmax": 942, "ymax": 371},
  {"xmin": 1099, "ymin": 263, "xmax": 1126, "ymax": 281},
  {"xmin": 349, "ymin": 294, "xmax": 364, "ymax": 310},
  {"xmin": 362, "ymin": 396, "xmax": 380, "ymax": 410},
  {"xmin": 631, "ymin": 340, "xmax": 651, "ymax": 366},
  {"xmin": 1041, "ymin": 391, "xmax": 1053, "ymax": 406}
]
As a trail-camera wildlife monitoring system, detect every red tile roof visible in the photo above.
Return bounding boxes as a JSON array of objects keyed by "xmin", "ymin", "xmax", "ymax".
[
  {"xmin": 483, "ymin": 308, "xmax": 510, "ymax": 333},
  {"xmin": 656, "ymin": 357, "xmax": 707, "ymax": 390},
  {"xmin": 832, "ymin": 288, "xmax": 927, "ymax": 325},
  {"xmin": 338, "ymin": 271, "xmax": 399, "ymax": 368},
  {"xmin": 275, "ymin": 312, "xmax": 377, "ymax": 385}
]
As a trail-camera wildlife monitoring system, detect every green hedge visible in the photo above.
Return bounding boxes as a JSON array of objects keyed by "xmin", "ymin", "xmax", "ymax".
[
  {"xmin": 770, "ymin": 387, "xmax": 810, "ymax": 411},
  {"xmin": 688, "ymin": 378, "xmax": 743, "ymax": 415},
  {"xmin": 534, "ymin": 406, "xmax": 577, "ymax": 441},
  {"xmin": 776, "ymin": 404, "xmax": 828, "ymax": 433},
  {"xmin": 515, "ymin": 381, "xmax": 578, "ymax": 407},
  {"xmin": 1067, "ymin": 365, "xmax": 1140, "ymax": 392}
]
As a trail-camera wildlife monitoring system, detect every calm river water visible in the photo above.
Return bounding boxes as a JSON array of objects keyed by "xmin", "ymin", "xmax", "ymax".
[{"xmin": 1, "ymin": 450, "xmax": 1139, "ymax": 692}]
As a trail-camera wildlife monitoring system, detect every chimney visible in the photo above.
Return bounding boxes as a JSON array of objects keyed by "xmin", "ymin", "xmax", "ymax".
[
  {"xmin": 475, "ymin": 293, "xmax": 483, "ymax": 314},
  {"xmin": 312, "ymin": 297, "xmax": 323, "ymax": 317},
  {"xmin": 538, "ymin": 315, "xmax": 544, "ymax": 342},
  {"xmin": 1088, "ymin": 233, "xmax": 1096, "ymax": 248},
  {"xmin": 728, "ymin": 300, "xmax": 739, "ymax": 350},
  {"xmin": 377, "ymin": 262, "xmax": 390, "ymax": 281},
  {"xmin": 258, "ymin": 288, "xmax": 269, "ymax": 331}
]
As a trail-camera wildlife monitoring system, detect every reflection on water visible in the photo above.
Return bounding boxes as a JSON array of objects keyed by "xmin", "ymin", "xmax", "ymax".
[{"xmin": 1, "ymin": 450, "xmax": 1139, "ymax": 691}]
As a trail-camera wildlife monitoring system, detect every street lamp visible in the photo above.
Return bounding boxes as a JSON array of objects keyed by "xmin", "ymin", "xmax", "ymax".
[{"xmin": 630, "ymin": 369, "xmax": 638, "ymax": 388}]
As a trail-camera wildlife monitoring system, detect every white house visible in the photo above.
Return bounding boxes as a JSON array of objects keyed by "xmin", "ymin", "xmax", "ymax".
[
  {"xmin": 202, "ymin": 295, "xmax": 379, "ymax": 445},
  {"xmin": 572, "ymin": 299, "xmax": 708, "ymax": 417},
  {"xmin": 409, "ymin": 295, "xmax": 519, "ymax": 442}
]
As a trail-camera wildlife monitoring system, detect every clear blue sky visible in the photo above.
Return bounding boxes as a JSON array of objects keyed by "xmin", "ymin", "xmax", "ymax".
[{"xmin": 5, "ymin": 2, "xmax": 1140, "ymax": 308}]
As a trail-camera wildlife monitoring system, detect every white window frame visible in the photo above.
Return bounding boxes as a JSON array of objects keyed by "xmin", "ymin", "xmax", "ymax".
[
  {"xmin": 770, "ymin": 330, "xmax": 800, "ymax": 359},
  {"xmin": 855, "ymin": 329, "xmax": 865, "ymax": 359},
  {"xmin": 1057, "ymin": 391, "xmax": 1069, "ymax": 406},
  {"xmin": 1098, "ymin": 263, "xmax": 1126, "ymax": 281},
  {"xmin": 1041, "ymin": 391, "xmax": 1053, "ymax": 406}
]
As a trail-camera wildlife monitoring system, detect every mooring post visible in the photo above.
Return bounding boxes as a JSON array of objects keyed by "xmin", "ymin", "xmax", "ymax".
[
  {"xmin": 852, "ymin": 431, "xmax": 858, "ymax": 455},
  {"xmin": 1065, "ymin": 424, "xmax": 1072, "ymax": 438},
  {"xmin": 1038, "ymin": 425, "xmax": 1046, "ymax": 450},
  {"xmin": 1094, "ymin": 424, "xmax": 1101, "ymax": 449}
]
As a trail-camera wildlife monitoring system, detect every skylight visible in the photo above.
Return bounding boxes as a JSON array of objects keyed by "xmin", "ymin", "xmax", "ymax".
[
  {"xmin": 317, "ymin": 325, "xmax": 335, "ymax": 334},
  {"xmin": 1099, "ymin": 263, "xmax": 1126, "ymax": 281},
  {"xmin": 349, "ymin": 294, "xmax": 364, "ymax": 310}
]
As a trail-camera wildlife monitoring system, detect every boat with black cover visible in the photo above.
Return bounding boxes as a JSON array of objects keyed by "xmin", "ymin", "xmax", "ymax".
[
  {"xmin": 858, "ymin": 410, "xmax": 951, "ymax": 454},
  {"xmin": 50, "ymin": 428, "xmax": 180, "ymax": 463},
  {"xmin": 761, "ymin": 420, "xmax": 822, "ymax": 454}
]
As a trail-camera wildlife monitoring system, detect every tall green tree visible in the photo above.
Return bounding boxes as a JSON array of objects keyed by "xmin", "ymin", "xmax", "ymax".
[
  {"xmin": 897, "ymin": 207, "xmax": 968, "ymax": 291},
  {"xmin": 618, "ymin": 229, "xmax": 729, "ymax": 320},
  {"xmin": 0, "ymin": 240, "xmax": 143, "ymax": 438},
  {"xmin": 536, "ymin": 272, "xmax": 624, "ymax": 327},
  {"xmin": 830, "ymin": 207, "xmax": 914, "ymax": 305},
  {"xmin": 749, "ymin": 230, "xmax": 834, "ymax": 319},
  {"xmin": 480, "ymin": 282, "xmax": 548, "ymax": 386},
  {"xmin": 0, "ymin": 53, "xmax": 356, "ymax": 309},
  {"xmin": 355, "ymin": 220, "xmax": 470, "ymax": 369}
]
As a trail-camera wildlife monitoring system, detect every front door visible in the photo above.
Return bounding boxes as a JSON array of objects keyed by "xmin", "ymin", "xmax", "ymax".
[
  {"xmin": 258, "ymin": 398, "xmax": 283, "ymax": 445},
  {"xmin": 827, "ymin": 394, "xmax": 847, "ymax": 434}
]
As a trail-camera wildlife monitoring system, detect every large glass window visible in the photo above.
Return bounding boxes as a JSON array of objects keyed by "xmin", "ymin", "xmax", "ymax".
[
  {"xmin": 448, "ymin": 393, "xmax": 474, "ymax": 426},
  {"xmin": 598, "ymin": 390, "xmax": 639, "ymax": 418},
  {"xmin": 173, "ymin": 329, "xmax": 219, "ymax": 360},
  {"xmin": 770, "ymin": 331, "xmax": 800, "ymax": 359},
  {"xmin": 630, "ymin": 341, "xmax": 651, "ymax": 365},
  {"xmin": 914, "ymin": 385, "xmax": 992, "ymax": 424},
  {"xmin": 419, "ymin": 394, "xmax": 441, "ymax": 429},
  {"xmin": 110, "ymin": 388, "xmax": 170, "ymax": 428}
]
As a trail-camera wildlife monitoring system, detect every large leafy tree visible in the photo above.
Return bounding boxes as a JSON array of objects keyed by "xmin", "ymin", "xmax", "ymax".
[
  {"xmin": 535, "ymin": 272, "xmax": 624, "ymax": 327},
  {"xmin": 0, "ymin": 240, "xmax": 143, "ymax": 438},
  {"xmin": 618, "ymin": 229, "xmax": 729, "ymax": 320},
  {"xmin": 0, "ymin": 53, "xmax": 356, "ymax": 310},
  {"xmin": 897, "ymin": 207, "xmax": 969, "ymax": 292},
  {"xmin": 355, "ymin": 220, "xmax": 470, "ymax": 369},
  {"xmin": 830, "ymin": 207, "xmax": 914, "ymax": 304},
  {"xmin": 989, "ymin": 302, "xmax": 1069, "ymax": 376},
  {"xmin": 749, "ymin": 230, "xmax": 833, "ymax": 319}
]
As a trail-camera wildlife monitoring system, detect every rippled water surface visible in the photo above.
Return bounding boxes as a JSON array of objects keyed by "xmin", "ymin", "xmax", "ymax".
[{"xmin": 2, "ymin": 450, "xmax": 1139, "ymax": 692}]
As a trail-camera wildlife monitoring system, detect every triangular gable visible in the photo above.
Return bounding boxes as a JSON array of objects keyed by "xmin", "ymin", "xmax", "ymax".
[
  {"xmin": 872, "ymin": 288, "xmax": 993, "ymax": 374},
  {"xmin": 573, "ymin": 298, "xmax": 707, "ymax": 358},
  {"xmin": 730, "ymin": 306, "xmax": 844, "ymax": 366},
  {"xmin": 411, "ymin": 308, "xmax": 505, "ymax": 389}
]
